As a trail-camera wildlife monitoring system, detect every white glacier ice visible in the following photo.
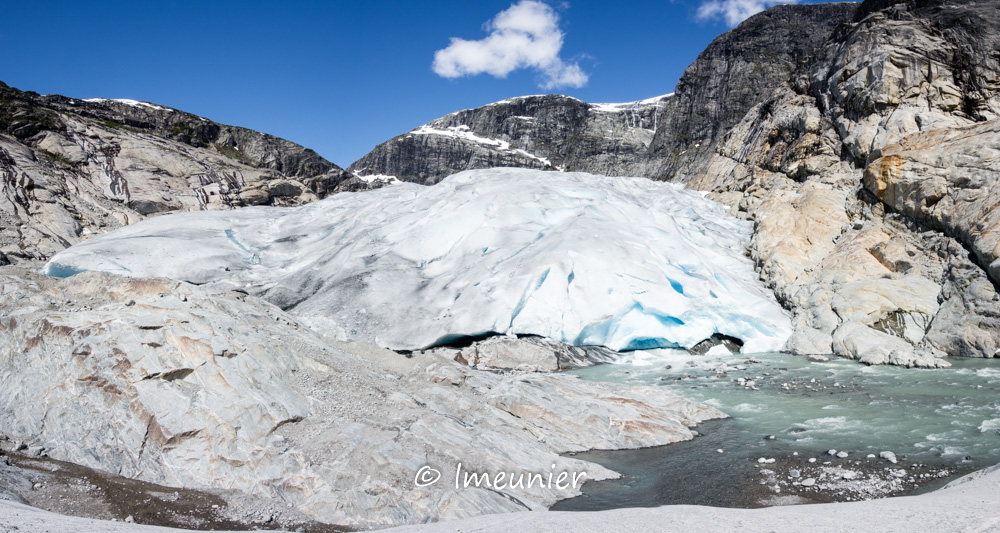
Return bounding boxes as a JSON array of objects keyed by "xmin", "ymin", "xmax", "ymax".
[{"xmin": 43, "ymin": 168, "xmax": 792, "ymax": 352}]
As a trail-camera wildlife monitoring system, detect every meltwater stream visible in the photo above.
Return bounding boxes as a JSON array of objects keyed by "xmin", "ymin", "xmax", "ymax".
[{"xmin": 553, "ymin": 349, "xmax": 1000, "ymax": 511}]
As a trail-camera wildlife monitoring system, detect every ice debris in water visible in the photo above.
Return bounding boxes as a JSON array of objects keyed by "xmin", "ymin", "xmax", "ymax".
[{"xmin": 44, "ymin": 168, "xmax": 792, "ymax": 352}]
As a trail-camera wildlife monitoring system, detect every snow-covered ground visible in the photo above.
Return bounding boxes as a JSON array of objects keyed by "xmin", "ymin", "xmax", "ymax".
[
  {"xmin": 3, "ymin": 465, "xmax": 1000, "ymax": 533},
  {"xmin": 385, "ymin": 464, "xmax": 1000, "ymax": 533},
  {"xmin": 352, "ymin": 172, "xmax": 401, "ymax": 184},
  {"xmin": 44, "ymin": 168, "xmax": 791, "ymax": 352}
]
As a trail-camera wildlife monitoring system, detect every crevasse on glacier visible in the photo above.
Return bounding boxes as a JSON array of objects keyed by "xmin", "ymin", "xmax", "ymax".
[{"xmin": 44, "ymin": 168, "xmax": 792, "ymax": 352}]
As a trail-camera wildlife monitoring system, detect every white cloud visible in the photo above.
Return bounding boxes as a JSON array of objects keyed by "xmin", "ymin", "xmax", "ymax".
[
  {"xmin": 696, "ymin": 0, "xmax": 802, "ymax": 27},
  {"xmin": 432, "ymin": 1, "xmax": 588, "ymax": 90}
]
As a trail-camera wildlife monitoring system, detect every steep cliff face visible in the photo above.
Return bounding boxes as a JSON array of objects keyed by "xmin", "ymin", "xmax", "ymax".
[
  {"xmin": 813, "ymin": 0, "xmax": 999, "ymax": 166},
  {"xmin": 687, "ymin": 0, "xmax": 1000, "ymax": 366},
  {"xmin": 647, "ymin": 2, "xmax": 858, "ymax": 182},
  {"xmin": 0, "ymin": 82, "xmax": 351, "ymax": 261},
  {"xmin": 348, "ymin": 94, "xmax": 670, "ymax": 183}
]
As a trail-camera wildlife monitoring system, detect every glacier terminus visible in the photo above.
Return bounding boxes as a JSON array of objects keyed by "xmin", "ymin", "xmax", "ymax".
[{"xmin": 45, "ymin": 168, "xmax": 791, "ymax": 353}]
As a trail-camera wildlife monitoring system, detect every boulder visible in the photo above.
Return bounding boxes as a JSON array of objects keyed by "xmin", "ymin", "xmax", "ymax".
[{"xmin": 459, "ymin": 336, "xmax": 559, "ymax": 372}]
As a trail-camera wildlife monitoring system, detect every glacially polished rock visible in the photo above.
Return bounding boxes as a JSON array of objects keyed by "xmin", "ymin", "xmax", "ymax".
[{"xmin": 0, "ymin": 266, "xmax": 725, "ymax": 527}]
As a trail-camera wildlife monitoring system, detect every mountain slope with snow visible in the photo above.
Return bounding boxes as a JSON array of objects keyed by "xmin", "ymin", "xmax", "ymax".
[
  {"xmin": 45, "ymin": 168, "xmax": 791, "ymax": 352},
  {"xmin": 348, "ymin": 94, "xmax": 671, "ymax": 184}
]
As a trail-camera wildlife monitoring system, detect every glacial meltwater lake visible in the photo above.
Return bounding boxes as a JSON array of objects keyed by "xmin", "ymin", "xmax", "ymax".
[{"xmin": 553, "ymin": 350, "xmax": 1000, "ymax": 511}]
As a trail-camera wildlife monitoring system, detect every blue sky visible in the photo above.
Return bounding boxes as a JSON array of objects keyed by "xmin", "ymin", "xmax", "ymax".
[{"xmin": 0, "ymin": 1, "xmax": 848, "ymax": 168}]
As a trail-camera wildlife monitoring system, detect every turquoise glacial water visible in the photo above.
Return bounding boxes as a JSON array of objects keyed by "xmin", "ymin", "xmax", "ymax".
[
  {"xmin": 552, "ymin": 349, "xmax": 1000, "ymax": 510},
  {"xmin": 572, "ymin": 349, "xmax": 1000, "ymax": 464}
]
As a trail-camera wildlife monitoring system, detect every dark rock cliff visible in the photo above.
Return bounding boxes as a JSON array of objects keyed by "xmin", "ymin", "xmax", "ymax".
[{"xmin": 647, "ymin": 2, "xmax": 858, "ymax": 181}]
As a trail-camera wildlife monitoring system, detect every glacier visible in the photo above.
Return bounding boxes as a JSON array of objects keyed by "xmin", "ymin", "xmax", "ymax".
[{"xmin": 43, "ymin": 168, "xmax": 792, "ymax": 352}]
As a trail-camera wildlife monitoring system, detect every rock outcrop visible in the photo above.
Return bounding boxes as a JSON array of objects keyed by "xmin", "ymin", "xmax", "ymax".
[
  {"xmin": 0, "ymin": 81, "xmax": 352, "ymax": 262},
  {"xmin": 0, "ymin": 265, "xmax": 724, "ymax": 528},
  {"xmin": 864, "ymin": 121, "xmax": 1000, "ymax": 284},
  {"xmin": 647, "ymin": 2, "xmax": 858, "ymax": 183},
  {"xmin": 421, "ymin": 335, "xmax": 621, "ymax": 373},
  {"xmin": 684, "ymin": 0, "xmax": 1000, "ymax": 366}
]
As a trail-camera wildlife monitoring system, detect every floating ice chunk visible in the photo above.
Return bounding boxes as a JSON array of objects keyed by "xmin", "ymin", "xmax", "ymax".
[
  {"xmin": 979, "ymin": 419, "xmax": 1000, "ymax": 433},
  {"xmin": 44, "ymin": 168, "xmax": 792, "ymax": 352}
]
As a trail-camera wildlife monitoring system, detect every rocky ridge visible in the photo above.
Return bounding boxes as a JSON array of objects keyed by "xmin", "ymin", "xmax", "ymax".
[
  {"xmin": 349, "ymin": 3, "xmax": 857, "ymax": 186},
  {"xmin": 0, "ymin": 81, "xmax": 353, "ymax": 261}
]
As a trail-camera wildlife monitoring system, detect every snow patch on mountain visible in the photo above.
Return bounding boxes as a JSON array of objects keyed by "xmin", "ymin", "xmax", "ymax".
[
  {"xmin": 409, "ymin": 124, "xmax": 560, "ymax": 169},
  {"xmin": 590, "ymin": 93, "xmax": 674, "ymax": 113},
  {"xmin": 44, "ymin": 168, "xmax": 791, "ymax": 352},
  {"xmin": 352, "ymin": 172, "xmax": 400, "ymax": 184},
  {"xmin": 492, "ymin": 94, "xmax": 586, "ymax": 106},
  {"xmin": 82, "ymin": 98, "xmax": 169, "ymax": 112}
]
